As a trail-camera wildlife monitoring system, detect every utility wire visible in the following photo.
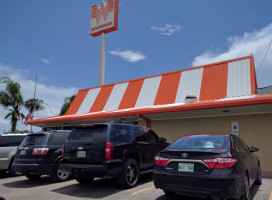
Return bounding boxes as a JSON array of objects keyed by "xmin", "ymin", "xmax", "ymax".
[{"xmin": 257, "ymin": 38, "xmax": 272, "ymax": 74}]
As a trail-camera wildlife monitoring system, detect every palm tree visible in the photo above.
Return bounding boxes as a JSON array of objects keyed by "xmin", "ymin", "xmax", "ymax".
[
  {"xmin": 0, "ymin": 77, "xmax": 25, "ymax": 132},
  {"xmin": 59, "ymin": 95, "xmax": 75, "ymax": 115},
  {"xmin": 25, "ymin": 99, "xmax": 45, "ymax": 113},
  {"xmin": 0, "ymin": 77, "xmax": 45, "ymax": 132}
]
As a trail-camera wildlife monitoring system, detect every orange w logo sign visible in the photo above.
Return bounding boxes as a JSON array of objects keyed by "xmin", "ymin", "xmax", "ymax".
[
  {"xmin": 90, "ymin": 0, "xmax": 119, "ymax": 37},
  {"xmin": 91, "ymin": 0, "xmax": 114, "ymax": 24}
]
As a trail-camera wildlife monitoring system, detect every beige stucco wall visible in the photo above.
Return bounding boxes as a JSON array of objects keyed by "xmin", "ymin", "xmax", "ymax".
[{"xmin": 139, "ymin": 113, "xmax": 272, "ymax": 176}]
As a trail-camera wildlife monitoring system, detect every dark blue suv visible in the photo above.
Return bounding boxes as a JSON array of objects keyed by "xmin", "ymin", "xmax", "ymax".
[{"xmin": 61, "ymin": 122, "xmax": 168, "ymax": 188}]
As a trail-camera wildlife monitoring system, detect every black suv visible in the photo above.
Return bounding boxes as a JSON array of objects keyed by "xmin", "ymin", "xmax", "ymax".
[
  {"xmin": 12, "ymin": 130, "xmax": 72, "ymax": 182},
  {"xmin": 61, "ymin": 122, "xmax": 168, "ymax": 188}
]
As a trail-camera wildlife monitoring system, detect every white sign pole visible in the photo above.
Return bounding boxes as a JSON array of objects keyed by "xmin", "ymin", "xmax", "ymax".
[{"xmin": 99, "ymin": 32, "xmax": 105, "ymax": 86}]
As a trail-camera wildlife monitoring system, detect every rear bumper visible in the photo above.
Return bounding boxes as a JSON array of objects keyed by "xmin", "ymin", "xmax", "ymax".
[
  {"xmin": 0, "ymin": 158, "xmax": 11, "ymax": 170},
  {"xmin": 61, "ymin": 159, "xmax": 124, "ymax": 178},
  {"xmin": 12, "ymin": 163, "xmax": 54, "ymax": 175},
  {"xmin": 153, "ymin": 166, "xmax": 244, "ymax": 199}
]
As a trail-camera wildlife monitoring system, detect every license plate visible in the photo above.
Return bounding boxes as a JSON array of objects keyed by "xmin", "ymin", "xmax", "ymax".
[
  {"xmin": 178, "ymin": 163, "xmax": 194, "ymax": 172},
  {"xmin": 19, "ymin": 149, "xmax": 26, "ymax": 155},
  {"xmin": 77, "ymin": 151, "xmax": 86, "ymax": 158}
]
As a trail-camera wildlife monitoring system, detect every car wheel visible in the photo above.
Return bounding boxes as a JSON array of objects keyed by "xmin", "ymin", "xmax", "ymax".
[
  {"xmin": 0, "ymin": 170, "xmax": 7, "ymax": 176},
  {"xmin": 75, "ymin": 176, "xmax": 94, "ymax": 184},
  {"xmin": 254, "ymin": 165, "xmax": 262, "ymax": 185},
  {"xmin": 25, "ymin": 174, "xmax": 41, "ymax": 180},
  {"xmin": 8, "ymin": 161, "xmax": 20, "ymax": 176},
  {"xmin": 51, "ymin": 160, "xmax": 71, "ymax": 182},
  {"xmin": 118, "ymin": 158, "xmax": 139, "ymax": 189},
  {"xmin": 163, "ymin": 189, "xmax": 175, "ymax": 196},
  {"xmin": 240, "ymin": 175, "xmax": 251, "ymax": 200}
]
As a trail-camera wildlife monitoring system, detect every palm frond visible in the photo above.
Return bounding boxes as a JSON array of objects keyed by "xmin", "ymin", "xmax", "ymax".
[{"xmin": 4, "ymin": 112, "xmax": 12, "ymax": 119}]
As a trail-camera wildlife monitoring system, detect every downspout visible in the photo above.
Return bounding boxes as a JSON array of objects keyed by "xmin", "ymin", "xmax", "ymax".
[{"xmin": 137, "ymin": 114, "xmax": 150, "ymax": 128}]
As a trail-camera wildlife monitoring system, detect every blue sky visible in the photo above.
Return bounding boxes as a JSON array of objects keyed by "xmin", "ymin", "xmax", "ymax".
[{"xmin": 0, "ymin": 0, "xmax": 272, "ymax": 132}]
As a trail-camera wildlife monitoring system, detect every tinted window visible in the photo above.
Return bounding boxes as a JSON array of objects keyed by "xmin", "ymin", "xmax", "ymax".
[
  {"xmin": 68, "ymin": 125, "xmax": 107, "ymax": 144},
  {"xmin": 134, "ymin": 127, "xmax": 146, "ymax": 142},
  {"xmin": 111, "ymin": 125, "xmax": 131, "ymax": 145},
  {"xmin": 0, "ymin": 135, "xmax": 26, "ymax": 147},
  {"xmin": 20, "ymin": 134, "xmax": 48, "ymax": 146},
  {"xmin": 169, "ymin": 135, "xmax": 227, "ymax": 150},
  {"xmin": 48, "ymin": 133, "xmax": 69, "ymax": 145},
  {"xmin": 233, "ymin": 136, "xmax": 250, "ymax": 152},
  {"xmin": 145, "ymin": 129, "xmax": 159, "ymax": 143}
]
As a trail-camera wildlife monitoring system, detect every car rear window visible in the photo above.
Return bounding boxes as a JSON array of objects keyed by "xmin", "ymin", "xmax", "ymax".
[
  {"xmin": 169, "ymin": 135, "xmax": 227, "ymax": 150},
  {"xmin": 68, "ymin": 125, "xmax": 108, "ymax": 144},
  {"xmin": 47, "ymin": 133, "xmax": 69, "ymax": 145},
  {"xmin": 0, "ymin": 135, "xmax": 26, "ymax": 147},
  {"xmin": 20, "ymin": 134, "xmax": 48, "ymax": 147}
]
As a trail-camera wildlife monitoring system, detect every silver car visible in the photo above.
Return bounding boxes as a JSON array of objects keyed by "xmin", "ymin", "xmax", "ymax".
[{"xmin": 0, "ymin": 133, "xmax": 28, "ymax": 175}]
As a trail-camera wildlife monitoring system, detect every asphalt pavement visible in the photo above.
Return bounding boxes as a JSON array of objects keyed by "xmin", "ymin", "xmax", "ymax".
[{"xmin": 0, "ymin": 173, "xmax": 271, "ymax": 200}]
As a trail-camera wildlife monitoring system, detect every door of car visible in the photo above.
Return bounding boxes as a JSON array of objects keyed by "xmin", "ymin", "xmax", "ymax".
[
  {"xmin": 133, "ymin": 127, "xmax": 150, "ymax": 169},
  {"xmin": 232, "ymin": 136, "xmax": 256, "ymax": 185},
  {"xmin": 237, "ymin": 137, "xmax": 259, "ymax": 184},
  {"xmin": 144, "ymin": 129, "xmax": 161, "ymax": 167}
]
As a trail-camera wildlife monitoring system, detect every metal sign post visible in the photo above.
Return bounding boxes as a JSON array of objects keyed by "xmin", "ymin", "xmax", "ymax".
[
  {"xmin": 99, "ymin": 32, "xmax": 105, "ymax": 86},
  {"xmin": 90, "ymin": 0, "xmax": 119, "ymax": 86}
]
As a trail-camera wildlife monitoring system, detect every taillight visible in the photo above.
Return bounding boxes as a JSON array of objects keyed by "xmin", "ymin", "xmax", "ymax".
[
  {"xmin": 154, "ymin": 156, "xmax": 170, "ymax": 166},
  {"xmin": 105, "ymin": 142, "xmax": 113, "ymax": 160},
  {"xmin": 203, "ymin": 158, "xmax": 237, "ymax": 169},
  {"xmin": 62, "ymin": 144, "xmax": 65, "ymax": 158},
  {"xmin": 32, "ymin": 148, "xmax": 49, "ymax": 155}
]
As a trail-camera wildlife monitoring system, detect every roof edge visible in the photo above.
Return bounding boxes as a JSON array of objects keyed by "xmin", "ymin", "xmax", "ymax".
[{"xmin": 27, "ymin": 93, "xmax": 272, "ymax": 125}]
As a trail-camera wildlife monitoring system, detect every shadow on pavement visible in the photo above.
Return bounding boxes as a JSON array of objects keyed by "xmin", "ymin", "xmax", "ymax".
[
  {"xmin": 156, "ymin": 194, "xmax": 207, "ymax": 200},
  {"xmin": 155, "ymin": 184, "xmax": 261, "ymax": 200},
  {"xmin": 3, "ymin": 176, "xmax": 55, "ymax": 188},
  {"xmin": 251, "ymin": 184, "xmax": 261, "ymax": 199},
  {"xmin": 0, "ymin": 172, "xmax": 23, "ymax": 180},
  {"xmin": 52, "ymin": 173, "xmax": 153, "ymax": 199}
]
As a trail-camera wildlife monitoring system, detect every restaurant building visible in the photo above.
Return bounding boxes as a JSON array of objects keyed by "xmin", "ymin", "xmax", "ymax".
[{"xmin": 27, "ymin": 55, "xmax": 272, "ymax": 177}]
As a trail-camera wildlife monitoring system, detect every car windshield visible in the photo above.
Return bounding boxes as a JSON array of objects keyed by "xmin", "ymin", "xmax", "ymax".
[
  {"xmin": 20, "ymin": 134, "xmax": 48, "ymax": 146},
  {"xmin": 68, "ymin": 125, "xmax": 108, "ymax": 144},
  {"xmin": 169, "ymin": 135, "xmax": 227, "ymax": 150}
]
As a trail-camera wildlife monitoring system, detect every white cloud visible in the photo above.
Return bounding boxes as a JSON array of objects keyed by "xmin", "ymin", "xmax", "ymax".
[
  {"xmin": 110, "ymin": 49, "xmax": 146, "ymax": 63},
  {"xmin": 150, "ymin": 23, "xmax": 181, "ymax": 36},
  {"xmin": 192, "ymin": 23, "xmax": 272, "ymax": 88},
  {"xmin": 37, "ymin": 57, "xmax": 51, "ymax": 64},
  {"xmin": 0, "ymin": 63, "xmax": 78, "ymax": 133}
]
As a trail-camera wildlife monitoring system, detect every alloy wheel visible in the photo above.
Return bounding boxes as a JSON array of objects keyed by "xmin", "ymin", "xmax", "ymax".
[
  {"xmin": 126, "ymin": 163, "xmax": 137, "ymax": 185},
  {"xmin": 57, "ymin": 166, "xmax": 70, "ymax": 180}
]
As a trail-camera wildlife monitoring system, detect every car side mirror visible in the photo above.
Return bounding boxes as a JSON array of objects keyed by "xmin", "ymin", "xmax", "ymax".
[
  {"xmin": 251, "ymin": 146, "xmax": 259, "ymax": 152},
  {"xmin": 160, "ymin": 137, "xmax": 167, "ymax": 143}
]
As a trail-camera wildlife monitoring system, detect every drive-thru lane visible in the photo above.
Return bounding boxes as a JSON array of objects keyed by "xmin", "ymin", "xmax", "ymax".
[{"xmin": 0, "ymin": 174, "xmax": 271, "ymax": 200}]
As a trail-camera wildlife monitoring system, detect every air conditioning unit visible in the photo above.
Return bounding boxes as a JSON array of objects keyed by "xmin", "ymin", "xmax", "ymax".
[{"xmin": 185, "ymin": 95, "xmax": 198, "ymax": 103}]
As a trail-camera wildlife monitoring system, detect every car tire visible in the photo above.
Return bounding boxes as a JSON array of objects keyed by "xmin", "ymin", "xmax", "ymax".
[
  {"xmin": 254, "ymin": 165, "xmax": 262, "ymax": 185},
  {"xmin": 8, "ymin": 160, "xmax": 20, "ymax": 176},
  {"xmin": 163, "ymin": 189, "xmax": 175, "ymax": 196},
  {"xmin": 75, "ymin": 176, "xmax": 94, "ymax": 184},
  {"xmin": 51, "ymin": 160, "xmax": 71, "ymax": 182},
  {"xmin": 0, "ymin": 170, "xmax": 7, "ymax": 176},
  {"xmin": 8, "ymin": 164, "xmax": 18, "ymax": 176},
  {"xmin": 117, "ymin": 158, "xmax": 139, "ymax": 189},
  {"xmin": 25, "ymin": 174, "xmax": 41, "ymax": 180},
  {"xmin": 240, "ymin": 175, "xmax": 251, "ymax": 200}
]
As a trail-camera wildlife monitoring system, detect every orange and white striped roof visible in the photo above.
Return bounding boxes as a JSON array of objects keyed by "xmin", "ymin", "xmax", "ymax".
[
  {"xmin": 28, "ymin": 55, "xmax": 272, "ymax": 126},
  {"xmin": 65, "ymin": 56, "xmax": 257, "ymax": 115}
]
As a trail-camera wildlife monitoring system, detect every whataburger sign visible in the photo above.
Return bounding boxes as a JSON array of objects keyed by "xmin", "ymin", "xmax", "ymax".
[{"xmin": 90, "ymin": 0, "xmax": 119, "ymax": 37}]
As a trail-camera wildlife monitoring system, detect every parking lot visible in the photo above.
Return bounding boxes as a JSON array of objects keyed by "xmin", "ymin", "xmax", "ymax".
[{"xmin": 0, "ymin": 174, "xmax": 271, "ymax": 200}]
